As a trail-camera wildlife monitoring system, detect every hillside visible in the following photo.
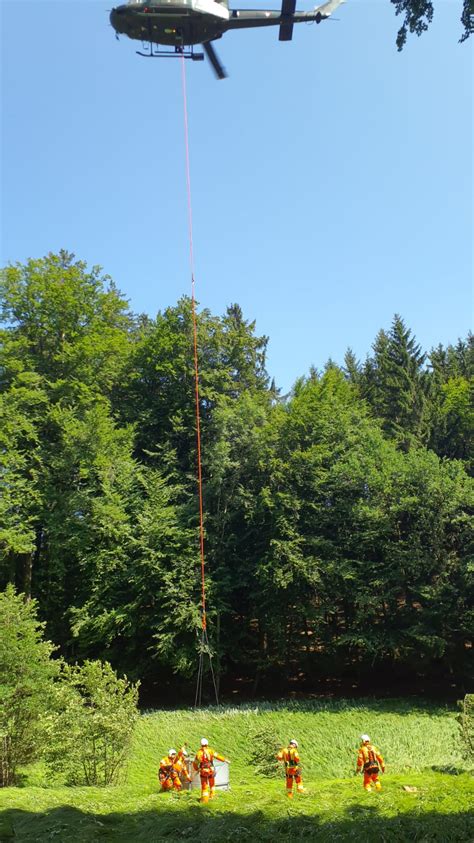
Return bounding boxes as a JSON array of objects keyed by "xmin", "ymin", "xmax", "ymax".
[{"xmin": 1, "ymin": 700, "xmax": 472, "ymax": 841}]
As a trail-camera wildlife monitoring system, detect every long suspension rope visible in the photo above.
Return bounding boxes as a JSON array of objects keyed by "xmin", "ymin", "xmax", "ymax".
[{"xmin": 180, "ymin": 56, "xmax": 219, "ymax": 708}]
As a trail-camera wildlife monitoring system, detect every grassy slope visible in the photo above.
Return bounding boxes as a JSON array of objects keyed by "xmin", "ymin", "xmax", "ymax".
[{"xmin": 1, "ymin": 700, "xmax": 473, "ymax": 842}]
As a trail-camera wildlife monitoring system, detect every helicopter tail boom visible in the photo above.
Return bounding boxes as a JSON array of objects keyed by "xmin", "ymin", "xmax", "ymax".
[{"xmin": 226, "ymin": 0, "xmax": 344, "ymax": 32}]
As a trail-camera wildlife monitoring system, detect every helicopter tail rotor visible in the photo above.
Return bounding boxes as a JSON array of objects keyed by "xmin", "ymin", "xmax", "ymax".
[
  {"xmin": 204, "ymin": 41, "xmax": 227, "ymax": 79},
  {"xmin": 314, "ymin": 0, "xmax": 346, "ymax": 22}
]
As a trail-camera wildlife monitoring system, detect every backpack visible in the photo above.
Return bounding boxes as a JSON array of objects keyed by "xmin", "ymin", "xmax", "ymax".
[{"xmin": 363, "ymin": 747, "xmax": 379, "ymax": 773}]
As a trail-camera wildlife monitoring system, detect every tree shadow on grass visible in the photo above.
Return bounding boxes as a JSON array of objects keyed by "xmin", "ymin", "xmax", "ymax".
[
  {"xmin": 1, "ymin": 803, "xmax": 473, "ymax": 843},
  {"xmin": 430, "ymin": 765, "xmax": 468, "ymax": 775}
]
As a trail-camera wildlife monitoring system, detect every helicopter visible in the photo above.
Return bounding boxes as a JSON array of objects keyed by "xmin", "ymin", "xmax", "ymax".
[{"xmin": 110, "ymin": 0, "xmax": 345, "ymax": 79}]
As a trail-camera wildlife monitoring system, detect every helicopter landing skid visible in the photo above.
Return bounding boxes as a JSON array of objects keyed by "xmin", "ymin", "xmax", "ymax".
[{"xmin": 136, "ymin": 43, "xmax": 204, "ymax": 61}]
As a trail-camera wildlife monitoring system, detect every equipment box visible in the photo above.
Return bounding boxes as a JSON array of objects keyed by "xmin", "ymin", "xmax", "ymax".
[{"xmin": 182, "ymin": 758, "xmax": 230, "ymax": 791}]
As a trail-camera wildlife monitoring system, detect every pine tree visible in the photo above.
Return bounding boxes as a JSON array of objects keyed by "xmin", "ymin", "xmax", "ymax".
[
  {"xmin": 361, "ymin": 316, "xmax": 429, "ymax": 449},
  {"xmin": 427, "ymin": 334, "xmax": 473, "ymax": 467},
  {"xmin": 343, "ymin": 348, "xmax": 361, "ymax": 385}
]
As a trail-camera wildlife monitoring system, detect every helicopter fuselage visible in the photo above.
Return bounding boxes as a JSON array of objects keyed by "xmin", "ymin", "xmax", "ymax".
[
  {"xmin": 111, "ymin": 0, "xmax": 231, "ymax": 47},
  {"xmin": 110, "ymin": 0, "xmax": 343, "ymax": 78},
  {"xmin": 109, "ymin": 0, "xmax": 324, "ymax": 47}
]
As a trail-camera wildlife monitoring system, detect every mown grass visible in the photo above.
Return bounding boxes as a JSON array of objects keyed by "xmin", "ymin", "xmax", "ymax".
[{"xmin": 1, "ymin": 699, "xmax": 473, "ymax": 842}]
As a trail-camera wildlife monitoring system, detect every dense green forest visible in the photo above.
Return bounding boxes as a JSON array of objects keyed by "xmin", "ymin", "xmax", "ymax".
[{"xmin": 1, "ymin": 253, "xmax": 472, "ymax": 700}]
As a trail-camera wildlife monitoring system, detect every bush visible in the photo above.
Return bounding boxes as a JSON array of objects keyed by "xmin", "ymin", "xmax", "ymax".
[
  {"xmin": 45, "ymin": 660, "xmax": 139, "ymax": 785},
  {"xmin": 0, "ymin": 585, "xmax": 59, "ymax": 786},
  {"xmin": 249, "ymin": 726, "xmax": 282, "ymax": 778},
  {"xmin": 457, "ymin": 694, "xmax": 474, "ymax": 763}
]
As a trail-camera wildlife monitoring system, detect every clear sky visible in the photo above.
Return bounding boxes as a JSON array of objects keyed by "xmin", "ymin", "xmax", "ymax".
[{"xmin": 1, "ymin": 1, "xmax": 472, "ymax": 391}]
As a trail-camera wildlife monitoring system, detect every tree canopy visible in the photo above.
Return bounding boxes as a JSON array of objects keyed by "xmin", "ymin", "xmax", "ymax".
[
  {"xmin": 390, "ymin": 1, "xmax": 473, "ymax": 49},
  {"xmin": 1, "ymin": 254, "xmax": 472, "ymax": 699}
]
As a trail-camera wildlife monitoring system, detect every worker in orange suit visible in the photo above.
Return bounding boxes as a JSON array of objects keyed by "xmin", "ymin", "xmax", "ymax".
[
  {"xmin": 277, "ymin": 739, "xmax": 304, "ymax": 798},
  {"xmin": 159, "ymin": 747, "xmax": 191, "ymax": 792},
  {"xmin": 356, "ymin": 734, "xmax": 385, "ymax": 791},
  {"xmin": 193, "ymin": 738, "xmax": 230, "ymax": 802}
]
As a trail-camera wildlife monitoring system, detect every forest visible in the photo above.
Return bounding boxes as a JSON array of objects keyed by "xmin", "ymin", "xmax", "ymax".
[{"xmin": 1, "ymin": 252, "xmax": 472, "ymax": 702}]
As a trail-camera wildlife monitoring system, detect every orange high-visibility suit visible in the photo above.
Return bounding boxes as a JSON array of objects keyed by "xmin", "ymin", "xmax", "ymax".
[
  {"xmin": 159, "ymin": 749, "xmax": 191, "ymax": 792},
  {"xmin": 193, "ymin": 747, "xmax": 226, "ymax": 802},
  {"xmin": 277, "ymin": 746, "xmax": 304, "ymax": 797},
  {"xmin": 356, "ymin": 742, "xmax": 385, "ymax": 791}
]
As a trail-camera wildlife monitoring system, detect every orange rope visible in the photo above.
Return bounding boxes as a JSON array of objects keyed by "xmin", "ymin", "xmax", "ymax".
[{"xmin": 181, "ymin": 56, "xmax": 207, "ymax": 632}]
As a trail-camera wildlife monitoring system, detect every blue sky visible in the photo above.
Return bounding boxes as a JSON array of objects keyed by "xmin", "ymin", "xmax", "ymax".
[{"xmin": 1, "ymin": 1, "xmax": 472, "ymax": 391}]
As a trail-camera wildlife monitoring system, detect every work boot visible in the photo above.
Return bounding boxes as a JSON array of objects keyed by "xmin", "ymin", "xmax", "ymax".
[
  {"xmin": 297, "ymin": 784, "xmax": 305, "ymax": 794},
  {"xmin": 287, "ymin": 791, "xmax": 293, "ymax": 799},
  {"xmin": 364, "ymin": 785, "xmax": 372, "ymax": 792}
]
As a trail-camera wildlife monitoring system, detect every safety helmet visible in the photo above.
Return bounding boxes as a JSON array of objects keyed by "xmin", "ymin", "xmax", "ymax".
[
  {"xmin": 169, "ymin": 749, "xmax": 177, "ymax": 757},
  {"xmin": 289, "ymin": 739, "xmax": 298, "ymax": 747},
  {"xmin": 360, "ymin": 735, "xmax": 370, "ymax": 743},
  {"xmin": 201, "ymin": 738, "xmax": 209, "ymax": 746}
]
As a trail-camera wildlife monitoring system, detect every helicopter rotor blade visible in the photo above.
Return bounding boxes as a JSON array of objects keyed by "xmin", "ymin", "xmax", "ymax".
[{"xmin": 204, "ymin": 41, "xmax": 227, "ymax": 79}]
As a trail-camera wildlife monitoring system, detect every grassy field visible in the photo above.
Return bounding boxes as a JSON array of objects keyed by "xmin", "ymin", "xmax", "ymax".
[{"xmin": 1, "ymin": 699, "xmax": 473, "ymax": 842}]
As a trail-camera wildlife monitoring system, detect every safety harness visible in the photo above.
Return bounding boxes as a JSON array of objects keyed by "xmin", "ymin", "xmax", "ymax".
[
  {"xmin": 284, "ymin": 748, "xmax": 300, "ymax": 774},
  {"xmin": 197, "ymin": 750, "xmax": 215, "ymax": 778},
  {"xmin": 363, "ymin": 747, "xmax": 379, "ymax": 774}
]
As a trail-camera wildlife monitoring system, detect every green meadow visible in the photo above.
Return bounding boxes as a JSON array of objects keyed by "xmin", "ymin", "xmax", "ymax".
[{"xmin": 1, "ymin": 699, "xmax": 473, "ymax": 842}]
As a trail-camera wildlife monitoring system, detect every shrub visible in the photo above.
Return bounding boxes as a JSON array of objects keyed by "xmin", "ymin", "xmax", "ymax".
[
  {"xmin": 0, "ymin": 585, "xmax": 60, "ymax": 787},
  {"xmin": 249, "ymin": 726, "xmax": 282, "ymax": 778},
  {"xmin": 45, "ymin": 660, "xmax": 139, "ymax": 785},
  {"xmin": 457, "ymin": 694, "xmax": 474, "ymax": 763}
]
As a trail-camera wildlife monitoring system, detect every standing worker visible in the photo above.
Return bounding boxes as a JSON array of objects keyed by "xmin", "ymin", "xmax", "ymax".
[
  {"xmin": 277, "ymin": 739, "xmax": 304, "ymax": 798},
  {"xmin": 193, "ymin": 738, "xmax": 230, "ymax": 803},
  {"xmin": 356, "ymin": 734, "xmax": 385, "ymax": 792},
  {"xmin": 159, "ymin": 747, "xmax": 191, "ymax": 792}
]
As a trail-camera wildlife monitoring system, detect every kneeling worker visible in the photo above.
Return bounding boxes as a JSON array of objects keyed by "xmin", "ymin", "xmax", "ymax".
[
  {"xmin": 277, "ymin": 739, "xmax": 304, "ymax": 798},
  {"xmin": 159, "ymin": 747, "xmax": 191, "ymax": 792},
  {"xmin": 193, "ymin": 738, "xmax": 230, "ymax": 803},
  {"xmin": 356, "ymin": 734, "xmax": 385, "ymax": 791}
]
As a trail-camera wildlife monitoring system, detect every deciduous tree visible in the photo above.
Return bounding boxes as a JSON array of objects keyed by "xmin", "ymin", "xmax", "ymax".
[
  {"xmin": 0, "ymin": 586, "xmax": 59, "ymax": 786},
  {"xmin": 390, "ymin": 1, "xmax": 473, "ymax": 49}
]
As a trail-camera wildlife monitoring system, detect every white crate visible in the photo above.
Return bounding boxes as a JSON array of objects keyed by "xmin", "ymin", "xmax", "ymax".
[{"xmin": 182, "ymin": 758, "xmax": 230, "ymax": 791}]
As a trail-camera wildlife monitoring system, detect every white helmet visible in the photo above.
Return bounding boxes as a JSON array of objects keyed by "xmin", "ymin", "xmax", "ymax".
[
  {"xmin": 360, "ymin": 735, "xmax": 370, "ymax": 743},
  {"xmin": 201, "ymin": 738, "xmax": 209, "ymax": 746},
  {"xmin": 169, "ymin": 748, "xmax": 177, "ymax": 756},
  {"xmin": 289, "ymin": 739, "xmax": 298, "ymax": 747}
]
